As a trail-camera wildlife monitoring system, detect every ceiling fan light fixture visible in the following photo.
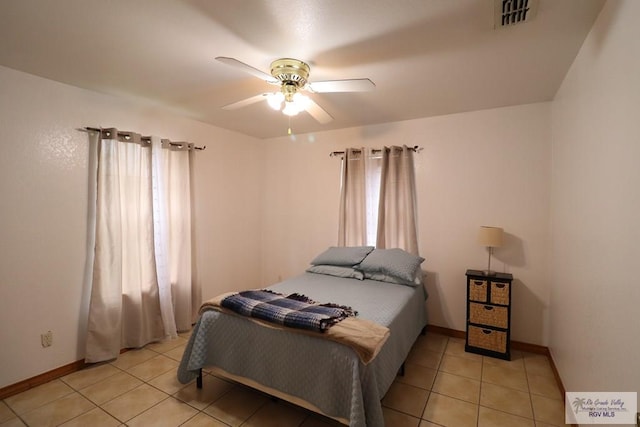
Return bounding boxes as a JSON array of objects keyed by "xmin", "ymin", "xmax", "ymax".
[
  {"xmin": 266, "ymin": 85, "xmax": 310, "ymax": 116},
  {"xmin": 282, "ymin": 93, "xmax": 311, "ymax": 116},
  {"xmin": 282, "ymin": 101, "xmax": 301, "ymax": 116},
  {"xmin": 292, "ymin": 92, "xmax": 310, "ymax": 109},
  {"xmin": 267, "ymin": 92, "xmax": 284, "ymax": 110}
]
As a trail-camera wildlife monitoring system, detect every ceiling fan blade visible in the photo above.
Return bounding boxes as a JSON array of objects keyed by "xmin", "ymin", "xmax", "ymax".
[
  {"xmin": 215, "ymin": 57, "xmax": 279, "ymax": 84},
  {"xmin": 307, "ymin": 78, "xmax": 375, "ymax": 93},
  {"xmin": 221, "ymin": 93, "xmax": 269, "ymax": 110},
  {"xmin": 305, "ymin": 99, "xmax": 333, "ymax": 124}
]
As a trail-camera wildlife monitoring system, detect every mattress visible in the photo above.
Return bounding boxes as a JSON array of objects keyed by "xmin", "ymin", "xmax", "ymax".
[{"xmin": 177, "ymin": 272, "xmax": 427, "ymax": 427}]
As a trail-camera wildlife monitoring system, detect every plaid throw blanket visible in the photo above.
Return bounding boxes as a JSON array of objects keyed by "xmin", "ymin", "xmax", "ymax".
[{"xmin": 220, "ymin": 290, "xmax": 357, "ymax": 333}]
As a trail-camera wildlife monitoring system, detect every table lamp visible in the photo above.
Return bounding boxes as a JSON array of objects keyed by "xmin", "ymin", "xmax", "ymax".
[{"xmin": 478, "ymin": 226, "xmax": 503, "ymax": 276}]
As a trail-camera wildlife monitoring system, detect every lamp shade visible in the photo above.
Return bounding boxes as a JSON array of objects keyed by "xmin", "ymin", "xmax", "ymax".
[{"xmin": 478, "ymin": 226, "xmax": 504, "ymax": 248}]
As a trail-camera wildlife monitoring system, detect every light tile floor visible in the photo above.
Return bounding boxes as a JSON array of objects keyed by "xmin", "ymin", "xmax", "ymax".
[{"xmin": 0, "ymin": 331, "xmax": 566, "ymax": 427}]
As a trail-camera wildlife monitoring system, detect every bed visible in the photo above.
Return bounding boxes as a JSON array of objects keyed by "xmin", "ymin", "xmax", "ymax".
[{"xmin": 177, "ymin": 247, "xmax": 427, "ymax": 427}]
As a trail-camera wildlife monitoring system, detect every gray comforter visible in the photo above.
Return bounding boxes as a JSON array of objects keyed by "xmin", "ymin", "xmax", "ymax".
[{"xmin": 177, "ymin": 272, "xmax": 427, "ymax": 427}]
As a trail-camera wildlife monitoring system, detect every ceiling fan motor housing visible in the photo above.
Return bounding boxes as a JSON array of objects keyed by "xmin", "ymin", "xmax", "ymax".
[{"xmin": 270, "ymin": 58, "xmax": 310, "ymax": 88}]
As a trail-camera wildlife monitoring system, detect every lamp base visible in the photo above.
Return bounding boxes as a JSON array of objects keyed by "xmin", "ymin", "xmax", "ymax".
[{"xmin": 481, "ymin": 269, "xmax": 498, "ymax": 276}]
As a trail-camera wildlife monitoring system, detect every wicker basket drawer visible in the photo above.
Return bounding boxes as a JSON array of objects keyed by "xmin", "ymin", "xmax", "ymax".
[
  {"xmin": 468, "ymin": 326, "xmax": 507, "ymax": 353},
  {"xmin": 469, "ymin": 279, "xmax": 487, "ymax": 302},
  {"xmin": 490, "ymin": 281, "xmax": 510, "ymax": 305},
  {"xmin": 469, "ymin": 303, "xmax": 508, "ymax": 328}
]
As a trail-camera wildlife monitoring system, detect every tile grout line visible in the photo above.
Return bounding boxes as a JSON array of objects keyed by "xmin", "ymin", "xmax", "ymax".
[
  {"xmin": 524, "ymin": 354, "xmax": 537, "ymax": 426},
  {"xmin": 476, "ymin": 354, "xmax": 485, "ymax": 426},
  {"xmin": 418, "ymin": 334, "xmax": 445, "ymax": 425}
]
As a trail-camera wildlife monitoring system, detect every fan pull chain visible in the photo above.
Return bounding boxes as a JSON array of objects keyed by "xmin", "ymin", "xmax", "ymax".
[{"xmin": 288, "ymin": 116, "xmax": 292, "ymax": 135}]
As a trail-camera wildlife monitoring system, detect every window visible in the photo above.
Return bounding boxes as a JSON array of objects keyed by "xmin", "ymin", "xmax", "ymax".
[{"xmin": 338, "ymin": 146, "xmax": 419, "ymax": 254}]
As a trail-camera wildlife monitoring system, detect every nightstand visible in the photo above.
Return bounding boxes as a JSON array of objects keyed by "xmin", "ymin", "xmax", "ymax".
[{"xmin": 465, "ymin": 269, "xmax": 513, "ymax": 360}]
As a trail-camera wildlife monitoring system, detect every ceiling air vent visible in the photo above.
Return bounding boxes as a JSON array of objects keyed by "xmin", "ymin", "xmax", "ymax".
[{"xmin": 495, "ymin": 0, "xmax": 538, "ymax": 28}]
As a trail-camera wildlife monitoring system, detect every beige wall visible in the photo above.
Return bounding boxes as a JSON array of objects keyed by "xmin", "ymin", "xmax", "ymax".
[
  {"xmin": 261, "ymin": 102, "xmax": 552, "ymax": 346},
  {"xmin": 550, "ymin": 0, "xmax": 640, "ymax": 397},
  {"xmin": 0, "ymin": 65, "xmax": 264, "ymax": 388}
]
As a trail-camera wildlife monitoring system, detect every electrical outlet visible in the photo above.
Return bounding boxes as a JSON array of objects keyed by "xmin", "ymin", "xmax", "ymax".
[{"xmin": 41, "ymin": 331, "xmax": 53, "ymax": 347}]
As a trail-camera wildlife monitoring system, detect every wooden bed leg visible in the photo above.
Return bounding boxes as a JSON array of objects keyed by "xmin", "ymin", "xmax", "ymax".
[
  {"xmin": 398, "ymin": 362, "xmax": 405, "ymax": 377},
  {"xmin": 421, "ymin": 326, "xmax": 427, "ymax": 335},
  {"xmin": 197, "ymin": 369, "xmax": 203, "ymax": 389}
]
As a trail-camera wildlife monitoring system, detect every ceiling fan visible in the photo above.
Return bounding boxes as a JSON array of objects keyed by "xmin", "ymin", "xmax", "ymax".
[{"xmin": 215, "ymin": 57, "xmax": 375, "ymax": 125}]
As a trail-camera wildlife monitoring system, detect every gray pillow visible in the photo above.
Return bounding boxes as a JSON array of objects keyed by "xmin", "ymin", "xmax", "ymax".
[
  {"xmin": 310, "ymin": 246, "xmax": 374, "ymax": 267},
  {"xmin": 306, "ymin": 265, "xmax": 365, "ymax": 280},
  {"xmin": 363, "ymin": 271, "xmax": 424, "ymax": 287},
  {"xmin": 359, "ymin": 248, "xmax": 425, "ymax": 285}
]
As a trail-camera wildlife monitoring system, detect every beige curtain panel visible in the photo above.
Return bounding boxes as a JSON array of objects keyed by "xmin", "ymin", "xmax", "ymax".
[
  {"xmin": 376, "ymin": 145, "xmax": 419, "ymax": 255},
  {"xmin": 338, "ymin": 148, "xmax": 368, "ymax": 246},
  {"xmin": 84, "ymin": 128, "xmax": 196, "ymax": 363}
]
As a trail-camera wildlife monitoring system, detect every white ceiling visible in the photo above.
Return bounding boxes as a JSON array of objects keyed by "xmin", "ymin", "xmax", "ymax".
[{"xmin": 0, "ymin": 0, "xmax": 605, "ymax": 139}]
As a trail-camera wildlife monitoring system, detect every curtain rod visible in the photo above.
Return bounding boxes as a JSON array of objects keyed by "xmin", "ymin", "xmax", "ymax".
[
  {"xmin": 79, "ymin": 127, "xmax": 206, "ymax": 151},
  {"xmin": 330, "ymin": 145, "xmax": 422, "ymax": 157}
]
